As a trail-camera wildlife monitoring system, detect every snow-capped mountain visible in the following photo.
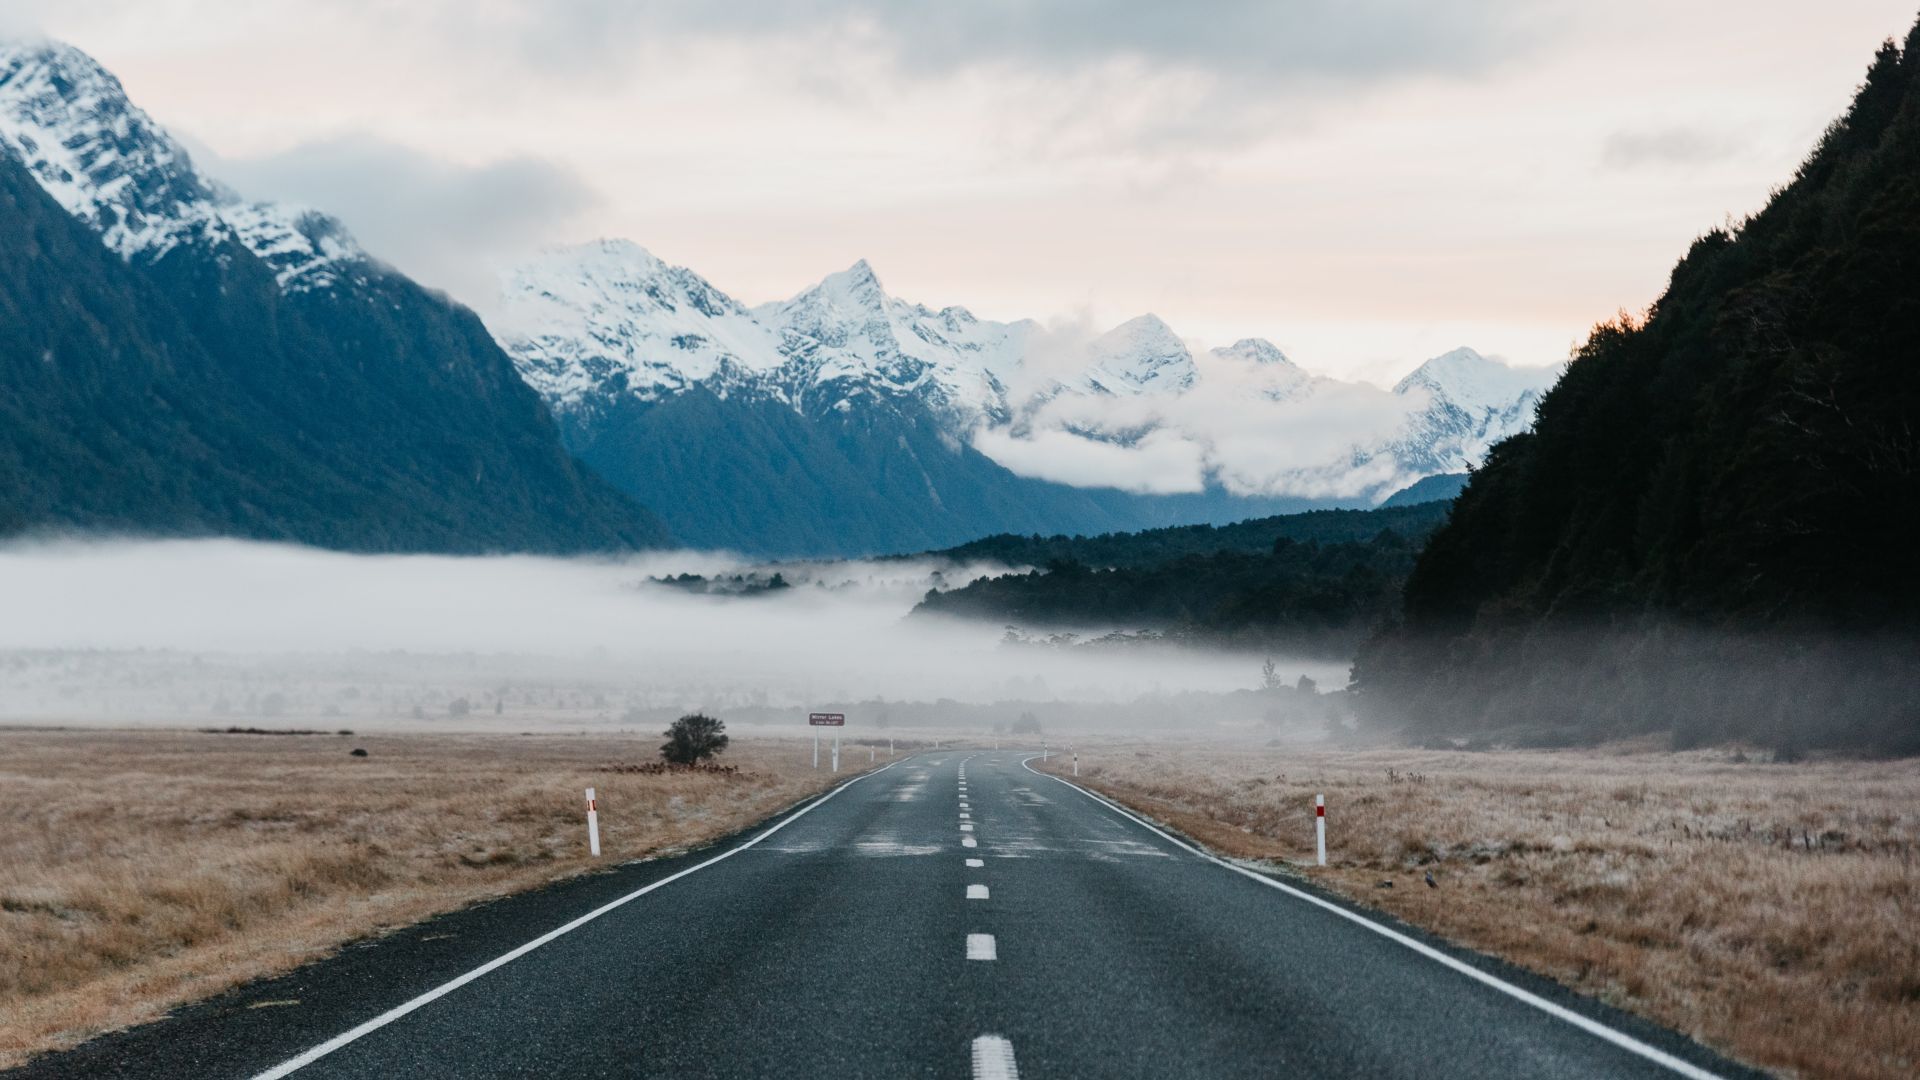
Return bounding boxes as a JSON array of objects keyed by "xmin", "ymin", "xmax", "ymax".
[
  {"xmin": 1080, "ymin": 315, "xmax": 1198, "ymax": 397},
  {"xmin": 751, "ymin": 258, "xmax": 1034, "ymax": 423},
  {"xmin": 491, "ymin": 240, "xmax": 1557, "ymax": 503},
  {"xmin": 0, "ymin": 41, "xmax": 365, "ymax": 291},
  {"xmin": 494, "ymin": 241, "xmax": 1278, "ymax": 428},
  {"xmin": 499, "ymin": 239, "xmax": 784, "ymax": 414},
  {"xmin": 0, "ymin": 39, "xmax": 665, "ymax": 552},
  {"xmin": 1209, "ymin": 338, "xmax": 1319, "ymax": 401},
  {"xmin": 1388, "ymin": 347, "xmax": 1557, "ymax": 474},
  {"xmin": 0, "ymin": 37, "xmax": 1555, "ymax": 559}
]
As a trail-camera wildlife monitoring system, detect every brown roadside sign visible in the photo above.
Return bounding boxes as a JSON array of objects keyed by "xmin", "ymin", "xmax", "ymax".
[{"xmin": 808, "ymin": 712, "xmax": 846, "ymax": 726}]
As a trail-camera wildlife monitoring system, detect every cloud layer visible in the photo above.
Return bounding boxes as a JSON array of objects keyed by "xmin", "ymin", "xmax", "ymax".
[
  {"xmin": 206, "ymin": 135, "xmax": 600, "ymax": 303},
  {"xmin": 0, "ymin": 539, "xmax": 1320, "ymax": 709},
  {"xmin": 972, "ymin": 343, "xmax": 1424, "ymax": 498}
]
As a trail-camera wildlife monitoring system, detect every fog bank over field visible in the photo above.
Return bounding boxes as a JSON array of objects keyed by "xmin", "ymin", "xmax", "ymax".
[{"xmin": 0, "ymin": 539, "xmax": 1347, "ymax": 728}]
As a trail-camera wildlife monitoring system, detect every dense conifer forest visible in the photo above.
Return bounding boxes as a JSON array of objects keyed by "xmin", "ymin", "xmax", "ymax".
[{"xmin": 1353, "ymin": 21, "xmax": 1920, "ymax": 754}]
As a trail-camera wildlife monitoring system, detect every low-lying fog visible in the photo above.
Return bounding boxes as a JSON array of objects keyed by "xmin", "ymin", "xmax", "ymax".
[{"xmin": 0, "ymin": 539, "xmax": 1349, "ymax": 735}]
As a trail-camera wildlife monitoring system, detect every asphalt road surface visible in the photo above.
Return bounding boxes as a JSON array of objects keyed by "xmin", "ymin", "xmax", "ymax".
[{"xmin": 10, "ymin": 752, "xmax": 1757, "ymax": 1079}]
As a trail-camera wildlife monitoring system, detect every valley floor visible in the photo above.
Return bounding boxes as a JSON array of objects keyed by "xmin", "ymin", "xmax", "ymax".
[
  {"xmin": 0, "ymin": 728, "xmax": 869, "ymax": 1067},
  {"xmin": 1038, "ymin": 742, "xmax": 1919, "ymax": 1080}
]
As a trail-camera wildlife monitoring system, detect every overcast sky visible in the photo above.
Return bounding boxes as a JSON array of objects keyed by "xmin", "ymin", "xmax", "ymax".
[{"xmin": 12, "ymin": 1, "xmax": 1917, "ymax": 382}]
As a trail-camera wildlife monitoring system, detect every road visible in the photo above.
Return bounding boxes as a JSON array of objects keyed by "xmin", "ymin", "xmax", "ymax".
[{"xmin": 10, "ymin": 752, "xmax": 1755, "ymax": 1079}]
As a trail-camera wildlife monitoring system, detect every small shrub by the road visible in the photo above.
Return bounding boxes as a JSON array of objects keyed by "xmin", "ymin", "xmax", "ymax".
[{"xmin": 660, "ymin": 713, "xmax": 729, "ymax": 765}]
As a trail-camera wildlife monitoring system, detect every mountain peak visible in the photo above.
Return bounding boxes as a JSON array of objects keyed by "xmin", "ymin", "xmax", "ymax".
[
  {"xmin": 0, "ymin": 37, "xmax": 364, "ymax": 289},
  {"xmin": 0, "ymin": 38, "xmax": 222, "ymax": 259},
  {"xmin": 812, "ymin": 258, "xmax": 885, "ymax": 303},
  {"xmin": 1394, "ymin": 346, "xmax": 1559, "ymax": 411},
  {"xmin": 1084, "ymin": 314, "xmax": 1197, "ymax": 396},
  {"xmin": 1213, "ymin": 338, "xmax": 1297, "ymax": 368}
]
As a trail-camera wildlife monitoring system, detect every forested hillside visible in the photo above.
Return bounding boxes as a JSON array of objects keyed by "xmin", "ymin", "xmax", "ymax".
[
  {"xmin": 1354, "ymin": 21, "xmax": 1920, "ymax": 754},
  {"xmin": 0, "ymin": 149, "xmax": 664, "ymax": 554},
  {"xmin": 923, "ymin": 501, "xmax": 1451, "ymax": 569},
  {"xmin": 914, "ymin": 501, "xmax": 1452, "ymax": 652}
]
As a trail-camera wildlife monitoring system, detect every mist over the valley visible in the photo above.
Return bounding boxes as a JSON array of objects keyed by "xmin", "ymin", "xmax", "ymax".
[{"xmin": 0, "ymin": 538, "xmax": 1348, "ymax": 736}]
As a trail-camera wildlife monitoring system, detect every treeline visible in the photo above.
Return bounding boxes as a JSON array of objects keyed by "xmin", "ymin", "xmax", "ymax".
[
  {"xmin": 916, "ymin": 522, "xmax": 1435, "ymax": 654},
  {"xmin": 1354, "ymin": 19, "xmax": 1920, "ymax": 755},
  {"xmin": 925, "ymin": 501, "xmax": 1451, "ymax": 570}
]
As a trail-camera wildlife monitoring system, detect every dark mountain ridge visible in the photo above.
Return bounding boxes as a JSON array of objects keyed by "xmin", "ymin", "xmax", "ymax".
[
  {"xmin": 1354, "ymin": 20, "xmax": 1920, "ymax": 754},
  {"xmin": 0, "ymin": 45, "xmax": 665, "ymax": 553}
]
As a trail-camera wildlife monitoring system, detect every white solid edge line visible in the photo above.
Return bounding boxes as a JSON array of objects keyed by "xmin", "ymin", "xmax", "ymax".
[
  {"xmin": 1019, "ymin": 758, "xmax": 1725, "ymax": 1080},
  {"xmin": 250, "ymin": 759, "xmax": 905, "ymax": 1080},
  {"xmin": 971, "ymin": 1034, "xmax": 1019, "ymax": 1080}
]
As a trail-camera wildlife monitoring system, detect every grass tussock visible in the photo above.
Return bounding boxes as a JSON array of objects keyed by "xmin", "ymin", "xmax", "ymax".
[
  {"xmin": 0, "ymin": 729, "xmax": 852, "ymax": 1066},
  {"xmin": 1044, "ymin": 744, "xmax": 1919, "ymax": 1080}
]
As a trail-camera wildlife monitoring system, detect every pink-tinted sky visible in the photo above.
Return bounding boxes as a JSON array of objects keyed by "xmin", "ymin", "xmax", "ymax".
[{"xmin": 12, "ymin": 1, "xmax": 1918, "ymax": 381}]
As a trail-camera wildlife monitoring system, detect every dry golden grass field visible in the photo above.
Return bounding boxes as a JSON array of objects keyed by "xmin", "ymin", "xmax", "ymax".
[
  {"xmin": 0, "ymin": 727, "xmax": 866, "ymax": 1068},
  {"xmin": 1039, "ymin": 743, "xmax": 1920, "ymax": 1080}
]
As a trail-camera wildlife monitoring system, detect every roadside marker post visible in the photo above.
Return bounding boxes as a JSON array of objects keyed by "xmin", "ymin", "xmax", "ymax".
[
  {"xmin": 1043, "ymin": 741, "xmax": 1048, "ymax": 762},
  {"xmin": 813, "ymin": 733, "xmax": 819, "ymax": 770},
  {"xmin": 585, "ymin": 788, "xmax": 601, "ymax": 857},
  {"xmin": 1073, "ymin": 746, "xmax": 1078, "ymax": 777},
  {"xmin": 869, "ymin": 746, "xmax": 875, "ymax": 764},
  {"xmin": 1315, "ymin": 794, "xmax": 1326, "ymax": 866},
  {"xmin": 833, "ymin": 733, "xmax": 841, "ymax": 773}
]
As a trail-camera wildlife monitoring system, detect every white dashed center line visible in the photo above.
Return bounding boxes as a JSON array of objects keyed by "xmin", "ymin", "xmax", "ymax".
[
  {"xmin": 966, "ymin": 933, "xmax": 997, "ymax": 960},
  {"xmin": 962, "ymin": 836, "xmax": 978, "ymax": 848},
  {"xmin": 971, "ymin": 1035, "xmax": 1019, "ymax": 1080},
  {"xmin": 960, "ymin": 823, "xmax": 974, "ymax": 832},
  {"xmin": 965, "ymin": 858, "xmax": 984, "ymax": 867},
  {"xmin": 967, "ymin": 884, "xmax": 989, "ymax": 900},
  {"xmin": 960, "ymin": 812, "xmax": 971, "ymax": 820}
]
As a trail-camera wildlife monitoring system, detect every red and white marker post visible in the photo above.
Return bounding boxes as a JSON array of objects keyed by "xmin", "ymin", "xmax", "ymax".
[
  {"xmin": 1314, "ymin": 793, "xmax": 1326, "ymax": 866},
  {"xmin": 586, "ymin": 787, "xmax": 602, "ymax": 857}
]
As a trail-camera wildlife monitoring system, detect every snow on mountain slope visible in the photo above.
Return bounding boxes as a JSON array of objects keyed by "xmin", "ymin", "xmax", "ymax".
[
  {"xmin": 0, "ymin": 40, "xmax": 364, "ymax": 291},
  {"xmin": 1387, "ymin": 346, "xmax": 1560, "ymax": 475},
  {"xmin": 495, "ymin": 239, "xmax": 784, "ymax": 410},
  {"xmin": 754, "ymin": 258, "xmax": 1036, "ymax": 421},
  {"xmin": 1209, "ymin": 337, "xmax": 1317, "ymax": 401},
  {"xmin": 490, "ymin": 238, "xmax": 1560, "ymax": 502},
  {"xmin": 1080, "ymin": 315, "xmax": 1198, "ymax": 396}
]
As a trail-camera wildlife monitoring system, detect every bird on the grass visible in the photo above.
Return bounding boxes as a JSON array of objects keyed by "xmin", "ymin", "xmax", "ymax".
[{"xmin": 1424, "ymin": 870, "xmax": 1438, "ymax": 889}]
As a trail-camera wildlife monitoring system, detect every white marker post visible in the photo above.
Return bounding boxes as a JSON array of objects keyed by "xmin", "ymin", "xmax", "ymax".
[
  {"xmin": 585, "ymin": 787, "xmax": 601, "ymax": 857},
  {"xmin": 1043, "ymin": 741, "xmax": 1048, "ymax": 762},
  {"xmin": 1314, "ymin": 793, "xmax": 1326, "ymax": 866},
  {"xmin": 869, "ymin": 746, "xmax": 875, "ymax": 764},
  {"xmin": 813, "ymin": 732, "xmax": 819, "ymax": 769},
  {"xmin": 889, "ymin": 737, "xmax": 894, "ymax": 757},
  {"xmin": 1073, "ymin": 746, "xmax": 1079, "ymax": 777},
  {"xmin": 833, "ymin": 733, "xmax": 840, "ymax": 773}
]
